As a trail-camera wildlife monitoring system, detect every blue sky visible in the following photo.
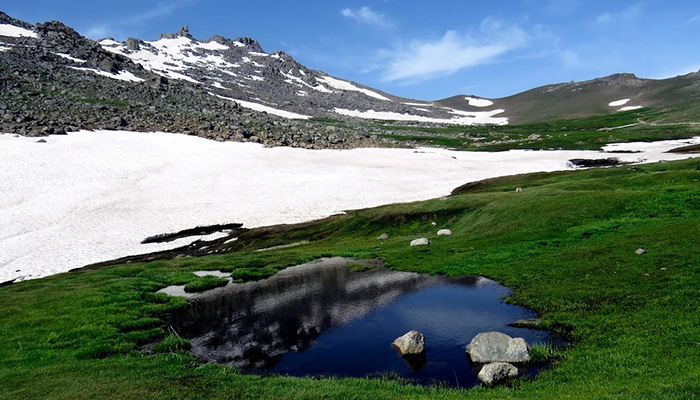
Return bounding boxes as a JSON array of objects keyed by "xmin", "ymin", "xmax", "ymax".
[{"xmin": 4, "ymin": 1, "xmax": 700, "ymax": 100}]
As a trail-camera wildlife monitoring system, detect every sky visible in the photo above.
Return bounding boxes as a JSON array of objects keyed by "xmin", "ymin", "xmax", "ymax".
[{"xmin": 4, "ymin": 1, "xmax": 700, "ymax": 101}]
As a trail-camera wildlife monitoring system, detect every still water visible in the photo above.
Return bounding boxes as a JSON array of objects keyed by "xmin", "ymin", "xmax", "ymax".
[{"xmin": 167, "ymin": 258, "xmax": 549, "ymax": 387}]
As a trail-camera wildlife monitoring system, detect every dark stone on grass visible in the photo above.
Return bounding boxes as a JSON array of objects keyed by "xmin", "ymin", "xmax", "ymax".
[{"xmin": 569, "ymin": 158, "xmax": 620, "ymax": 167}]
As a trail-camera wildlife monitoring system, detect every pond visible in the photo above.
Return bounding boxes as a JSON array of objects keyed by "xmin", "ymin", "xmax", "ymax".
[{"xmin": 166, "ymin": 257, "xmax": 550, "ymax": 388}]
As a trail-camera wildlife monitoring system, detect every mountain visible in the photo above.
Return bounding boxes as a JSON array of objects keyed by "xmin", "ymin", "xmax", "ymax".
[
  {"xmin": 0, "ymin": 12, "xmax": 507, "ymax": 149},
  {"xmin": 2, "ymin": 11, "xmax": 700, "ymax": 148},
  {"xmin": 440, "ymin": 72, "xmax": 700, "ymax": 125}
]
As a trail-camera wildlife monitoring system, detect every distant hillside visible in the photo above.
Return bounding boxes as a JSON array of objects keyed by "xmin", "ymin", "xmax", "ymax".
[{"xmin": 439, "ymin": 72, "xmax": 700, "ymax": 124}]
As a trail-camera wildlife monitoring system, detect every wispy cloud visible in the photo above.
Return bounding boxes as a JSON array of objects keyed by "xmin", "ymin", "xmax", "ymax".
[
  {"xmin": 341, "ymin": 6, "xmax": 392, "ymax": 29},
  {"xmin": 688, "ymin": 14, "xmax": 700, "ymax": 23},
  {"xmin": 596, "ymin": 5, "xmax": 642, "ymax": 23},
  {"xmin": 559, "ymin": 49, "xmax": 580, "ymax": 67},
  {"xmin": 124, "ymin": 1, "xmax": 193, "ymax": 25},
  {"xmin": 379, "ymin": 18, "xmax": 529, "ymax": 83},
  {"xmin": 84, "ymin": 0, "xmax": 196, "ymax": 40}
]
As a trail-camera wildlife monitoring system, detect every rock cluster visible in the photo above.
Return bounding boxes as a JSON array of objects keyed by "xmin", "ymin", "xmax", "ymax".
[{"xmin": 466, "ymin": 331, "xmax": 531, "ymax": 386}]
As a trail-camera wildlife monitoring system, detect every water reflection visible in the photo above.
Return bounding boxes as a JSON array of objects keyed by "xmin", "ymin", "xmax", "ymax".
[{"xmin": 167, "ymin": 257, "xmax": 548, "ymax": 387}]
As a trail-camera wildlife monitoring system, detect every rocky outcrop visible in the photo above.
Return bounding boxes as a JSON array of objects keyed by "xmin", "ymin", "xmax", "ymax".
[
  {"xmin": 466, "ymin": 331, "xmax": 530, "ymax": 363},
  {"xmin": 392, "ymin": 330, "xmax": 425, "ymax": 355},
  {"xmin": 477, "ymin": 362, "xmax": 519, "ymax": 386}
]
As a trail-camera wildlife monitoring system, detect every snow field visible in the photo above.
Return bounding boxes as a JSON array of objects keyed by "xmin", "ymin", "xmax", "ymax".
[{"xmin": 2, "ymin": 130, "xmax": 699, "ymax": 282}]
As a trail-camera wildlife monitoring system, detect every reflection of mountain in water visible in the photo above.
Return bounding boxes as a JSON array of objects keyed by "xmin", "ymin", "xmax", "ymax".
[{"xmin": 167, "ymin": 257, "xmax": 487, "ymax": 370}]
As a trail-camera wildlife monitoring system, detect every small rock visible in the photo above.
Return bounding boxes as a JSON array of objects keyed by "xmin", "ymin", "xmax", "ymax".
[
  {"xmin": 437, "ymin": 229, "xmax": 452, "ymax": 236},
  {"xmin": 431, "ymin": 222, "xmax": 437, "ymax": 226},
  {"xmin": 515, "ymin": 187, "xmax": 523, "ymax": 192},
  {"xmin": 477, "ymin": 362, "xmax": 519, "ymax": 386},
  {"xmin": 528, "ymin": 134, "xmax": 542, "ymax": 140},
  {"xmin": 410, "ymin": 238, "xmax": 430, "ymax": 247},
  {"xmin": 466, "ymin": 331, "xmax": 530, "ymax": 363},
  {"xmin": 635, "ymin": 248, "xmax": 646, "ymax": 255},
  {"xmin": 377, "ymin": 233, "xmax": 388, "ymax": 240},
  {"xmin": 36, "ymin": 139, "xmax": 47, "ymax": 143},
  {"xmin": 392, "ymin": 330, "xmax": 425, "ymax": 355}
]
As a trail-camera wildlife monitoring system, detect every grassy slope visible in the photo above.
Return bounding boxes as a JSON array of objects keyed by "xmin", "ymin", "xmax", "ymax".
[
  {"xmin": 1, "ymin": 159, "xmax": 700, "ymax": 399},
  {"xmin": 317, "ymin": 109, "xmax": 700, "ymax": 152}
]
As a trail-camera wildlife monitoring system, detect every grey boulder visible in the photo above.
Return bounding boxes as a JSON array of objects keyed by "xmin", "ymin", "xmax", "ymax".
[
  {"xmin": 437, "ymin": 229, "xmax": 452, "ymax": 236},
  {"xmin": 466, "ymin": 331, "xmax": 530, "ymax": 363},
  {"xmin": 477, "ymin": 362, "xmax": 519, "ymax": 386},
  {"xmin": 392, "ymin": 330, "xmax": 425, "ymax": 355}
]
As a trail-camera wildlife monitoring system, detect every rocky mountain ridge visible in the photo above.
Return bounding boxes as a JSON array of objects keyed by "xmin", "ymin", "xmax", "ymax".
[
  {"xmin": 2, "ymin": 11, "xmax": 700, "ymax": 148},
  {"xmin": 0, "ymin": 12, "xmax": 398, "ymax": 148}
]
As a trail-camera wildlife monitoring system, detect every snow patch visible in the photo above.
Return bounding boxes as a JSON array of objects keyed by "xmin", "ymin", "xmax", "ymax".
[
  {"xmin": 99, "ymin": 39, "xmax": 122, "ymax": 47},
  {"xmin": 2, "ymin": 131, "xmax": 698, "ymax": 282},
  {"xmin": 0, "ymin": 44, "xmax": 12, "ymax": 52},
  {"xmin": 69, "ymin": 67, "xmax": 144, "ymax": 82},
  {"xmin": 317, "ymin": 76, "xmax": 391, "ymax": 101},
  {"xmin": 195, "ymin": 41, "xmax": 229, "ymax": 51},
  {"xmin": 248, "ymin": 51, "xmax": 269, "ymax": 57},
  {"xmin": 0, "ymin": 24, "xmax": 37, "ymax": 38},
  {"xmin": 618, "ymin": 105, "xmax": 643, "ymax": 111},
  {"xmin": 212, "ymin": 93, "xmax": 311, "ymax": 119},
  {"xmin": 609, "ymin": 99, "xmax": 630, "ymax": 107},
  {"xmin": 334, "ymin": 108, "xmax": 508, "ymax": 125},
  {"xmin": 56, "ymin": 53, "xmax": 86, "ymax": 63},
  {"xmin": 465, "ymin": 96, "xmax": 493, "ymax": 107}
]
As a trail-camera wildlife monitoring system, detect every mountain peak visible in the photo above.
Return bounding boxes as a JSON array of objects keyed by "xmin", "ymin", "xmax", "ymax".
[
  {"xmin": 158, "ymin": 26, "xmax": 193, "ymax": 40},
  {"xmin": 233, "ymin": 37, "xmax": 264, "ymax": 52}
]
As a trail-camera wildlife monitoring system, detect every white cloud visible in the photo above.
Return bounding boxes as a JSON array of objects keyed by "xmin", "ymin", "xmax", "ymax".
[
  {"xmin": 125, "ymin": 2, "xmax": 191, "ymax": 25},
  {"xmin": 341, "ymin": 6, "xmax": 391, "ymax": 29},
  {"xmin": 688, "ymin": 14, "xmax": 700, "ymax": 23},
  {"xmin": 596, "ymin": 6, "xmax": 642, "ymax": 23},
  {"xmin": 380, "ymin": 19, "xmax": 529, "ymax": 82},
  {"xmin": 83, "ymin": 0, "xmax": 195, "ymax": 40}
]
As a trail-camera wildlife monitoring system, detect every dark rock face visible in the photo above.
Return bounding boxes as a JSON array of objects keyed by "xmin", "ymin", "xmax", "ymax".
[
  {"xmin": 569, "ymin": 158, "xmax": 620, "ymax": 167},
  {"xmin": 0, "ymin": 11, "xmax": 33, "ymax": 29}
]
